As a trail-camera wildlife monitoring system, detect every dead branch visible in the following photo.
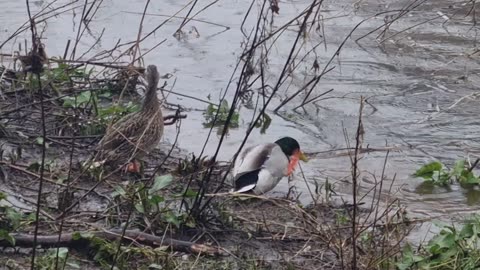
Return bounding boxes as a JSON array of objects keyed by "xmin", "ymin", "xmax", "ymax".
[
  {"xmin": 0, "ymin": 229, "xmax": 225, "ymax": 256},
  {"xmin": 163, "ymin": 113, "xmax": 187, "ymax": 126}
]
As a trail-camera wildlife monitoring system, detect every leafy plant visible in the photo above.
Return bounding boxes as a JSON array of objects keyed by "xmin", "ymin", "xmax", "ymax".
[
  {"xmin": 79, "ymin": 101, "xmax": 140, "ymax": 135},
  {"xmin": 35, "ymin": 248, "xmax": 80, "ymax": 270},
  {"xmin": 112, "ymin": 174, "xmax": 195, "ymax": 228},
  {"xmin": 414, "ymin": 160, "xmax": 480, "ymax": 186},
  {"xmin": 203, "ymin": 100, "xmax": 239, "ymax": 128},
  {"xmin": 62, "ymin": 90, "xmax": 95, "ymax": 109},
  {"xmin": 0, "ymin": 192, "xmax": 21, "ymax": 245},
  {"xmin": 76, "ymin": 232, "xmax": 172, "ymax": 269},
  {"xmin": 45, "ymin": 62, "xmax": 93, "ymax": 83},
  {"xmin": 397, "ymin": 216, "xmax": 480, "ymax": 270},
  {"xmin": 335, "ymin": 211, "xmax": 350, "ymax": 226}
]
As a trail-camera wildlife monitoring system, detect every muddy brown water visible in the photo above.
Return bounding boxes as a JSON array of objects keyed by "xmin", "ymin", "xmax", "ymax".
[{"xmin": 1, "ymin": 0, "xmax": 480, "ymax": 243}]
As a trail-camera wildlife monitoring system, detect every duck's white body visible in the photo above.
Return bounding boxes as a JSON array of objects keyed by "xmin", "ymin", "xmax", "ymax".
[{"xmin": 233, "ymin": 143, "xmax": 290, "ymax": 194}]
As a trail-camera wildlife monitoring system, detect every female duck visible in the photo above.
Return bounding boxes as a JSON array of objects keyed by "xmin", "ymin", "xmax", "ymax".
[
  {"xmin": 95, "ymin": 65, "xmax": 164, "ymax": 172},
  {"xmin": 233, "ymin": 137, "xmax": 308, "ymax": 194}
]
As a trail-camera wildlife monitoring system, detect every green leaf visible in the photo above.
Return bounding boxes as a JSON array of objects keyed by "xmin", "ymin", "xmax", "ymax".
[
  {"xmin": 451, "ymin": 160, "xmax": 466, "ymax": 178},
  {"xmin": 165, "ymin": 211, "xmax": 181, "ymax": 227},
  {"xmin": 72, "ymin": 232, "xmax": 82, "ymax": 240},
  {"xmin": 111, "ymin": 186, "xmax": 126, "ymax": 198},
  {"xmin": 66, "ymin": 262, "xmax": 81, "ymax": 269},
  {"xmin": 428, "ymin": 230, "xmax": 456, "ymax": 254},
  {"xmin": 149, "ymin": 195, "xmax": 165, "ymax": 205},
  {"xmin": 62, "ymin": 91, "xmax": 93, "ymax": 108},
  {"xmin": 135, "ymin": 203, "xmax": 145, "ymax": 214},
  {"xmin": 414, "ymin": 161, "xmax": 443, "ymax": 179},
  {"xmin": 461, "ymin": 217, "xmax": 480, "ymax": 239},
  {"xmin": 79, "ymin": 232, "xmax": 94, "ymax": 239},
  {"xmin": 6, "ymin": 207, "xmax": 21, "ymax": 228},
  {"xmin": 149, "ymin": 174, "xmax": 173, "ymax": 194},
  {"xmin": 76, "ymin": 91, "xmax": 92, "ymax": 105},
  {"xmin": 460, "ymin": 171, "xmax": 480, "ymax": 184},
  {"xmin": 396, "ymin": 243, "xmax": 424, "ymax": 270},
  {"xmin": 35, "ymin": 137, "xmax": 44, "ymax": 145},
  {"xmin": 183, "ymin": 189, "xmax": 198, "ymax": 198},
  {"xmin": 55, "ymin": 247, "xmax": 69, "ymax": 259},
  {"xmin": 0, "ymin": 230, "xmax": 15, "ymax": 246}
]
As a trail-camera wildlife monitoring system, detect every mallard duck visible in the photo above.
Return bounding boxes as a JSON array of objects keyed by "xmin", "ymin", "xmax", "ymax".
[
  {"xmin": 232, "ymin": 137, "xmax": 308, "ymax": 194},
  {"xmin": 95, "ymin": 65, "xmax": 164, "ymax": 172}
]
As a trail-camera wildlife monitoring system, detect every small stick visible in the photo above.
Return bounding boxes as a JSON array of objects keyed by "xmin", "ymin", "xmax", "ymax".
[
  {"xmin": 62, "ymin": 39, "xmax": 71, "ymax": 60},
  {"xmin": 468, "ymin": 158, "xmax": 480, "ymax": 173}
]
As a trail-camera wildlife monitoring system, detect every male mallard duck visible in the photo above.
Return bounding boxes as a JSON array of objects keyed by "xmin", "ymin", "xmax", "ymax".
[
  {"xmin": 95, "ymin": 65, "xmax": 164, "ymax": 172},
  {"xmin": 232, "ymin": 137, "xmax": 308, "ymax": 194}
]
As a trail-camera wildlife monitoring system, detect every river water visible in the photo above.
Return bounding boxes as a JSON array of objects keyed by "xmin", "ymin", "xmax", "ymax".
[{"xmin": 1, "ymin": 0, "xmax": 479, "ymax": 238}]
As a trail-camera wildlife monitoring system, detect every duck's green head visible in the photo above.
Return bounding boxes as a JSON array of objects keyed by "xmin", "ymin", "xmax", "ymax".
[{"xmin": 275, "ymin": 137, "xmax": 308, "ymax": 161}]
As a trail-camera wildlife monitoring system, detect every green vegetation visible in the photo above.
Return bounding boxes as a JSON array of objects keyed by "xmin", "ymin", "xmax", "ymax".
[
  {"xmin": 397, "ymin": 216, "xmax": 480, "ymax": 270},
  {"xmin": 414, "ymin": 160, "xmax": 480, "ymax": 186},
  {"xmin": 0, "ymin": 192, "xmax": 36, "ymax": 247},
  {"xmin": 83, "ymin": 101, "xmax": 140, "ymax": 135},
  {"xmin": 0, "ymin": 192, "xmax": 21, "ymax": 245},
  {"xmin": 45, "ymin": 62, "xmax": 93, "ymax": 83},
  {"xmin": 35, "ymin": 248, "xmax": 79, "ymax": 270},
  {"xmin": 203, "ymin": 100, "xmax": 239, "ymax": 128},
  {"xmin": 111, "ymin": 174, "xmax": 197, "ymax": 229}
]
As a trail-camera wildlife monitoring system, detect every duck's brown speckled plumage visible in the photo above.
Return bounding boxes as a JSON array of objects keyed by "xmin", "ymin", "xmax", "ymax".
[{"xmin": 95, "ymin": 65, "xmax": 164, "ymax": 167}]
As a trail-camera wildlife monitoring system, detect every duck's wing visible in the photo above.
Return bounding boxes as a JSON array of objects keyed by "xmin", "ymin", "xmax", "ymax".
[
  {"xmin": 251, "ymin": 145, "xmax": 289, "ymax": 194},
  {"xmin": 234, "ymin": 169, "xmax": 262, "ymax": 193},
  {"xmin": 97, "ymin": 113, "xmax": 141, "ymax": 151},
  {"xmin": 96, "ymin": 112, "xmax": 159, "ymax": 161},
  {"xmin": 233, "ymin": 145, "xmax": 252, "ymax": 175},
  {"xmin": 233, "ymin": 143, "xmax": 276, "ymax": 192}
]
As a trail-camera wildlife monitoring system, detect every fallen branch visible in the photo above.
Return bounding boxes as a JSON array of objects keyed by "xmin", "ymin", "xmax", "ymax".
[
  {"xmin": 163, "ymin": 112, "xmax": 187, "ymax": 126},
  {"xmin": 1, "ymin": 229, "xmax": 224, "ymax": 256}
]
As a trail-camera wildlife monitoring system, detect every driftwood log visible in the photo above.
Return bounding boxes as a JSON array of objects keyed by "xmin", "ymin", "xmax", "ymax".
[{"xmin": 0, "ymin": 229, "xmax": 224, "ymax": 256}]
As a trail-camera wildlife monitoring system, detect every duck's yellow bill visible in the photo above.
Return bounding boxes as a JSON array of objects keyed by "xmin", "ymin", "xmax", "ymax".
[{"xmin": 299, "ymin": 151, "xmax": 308, "ymax": 162}]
